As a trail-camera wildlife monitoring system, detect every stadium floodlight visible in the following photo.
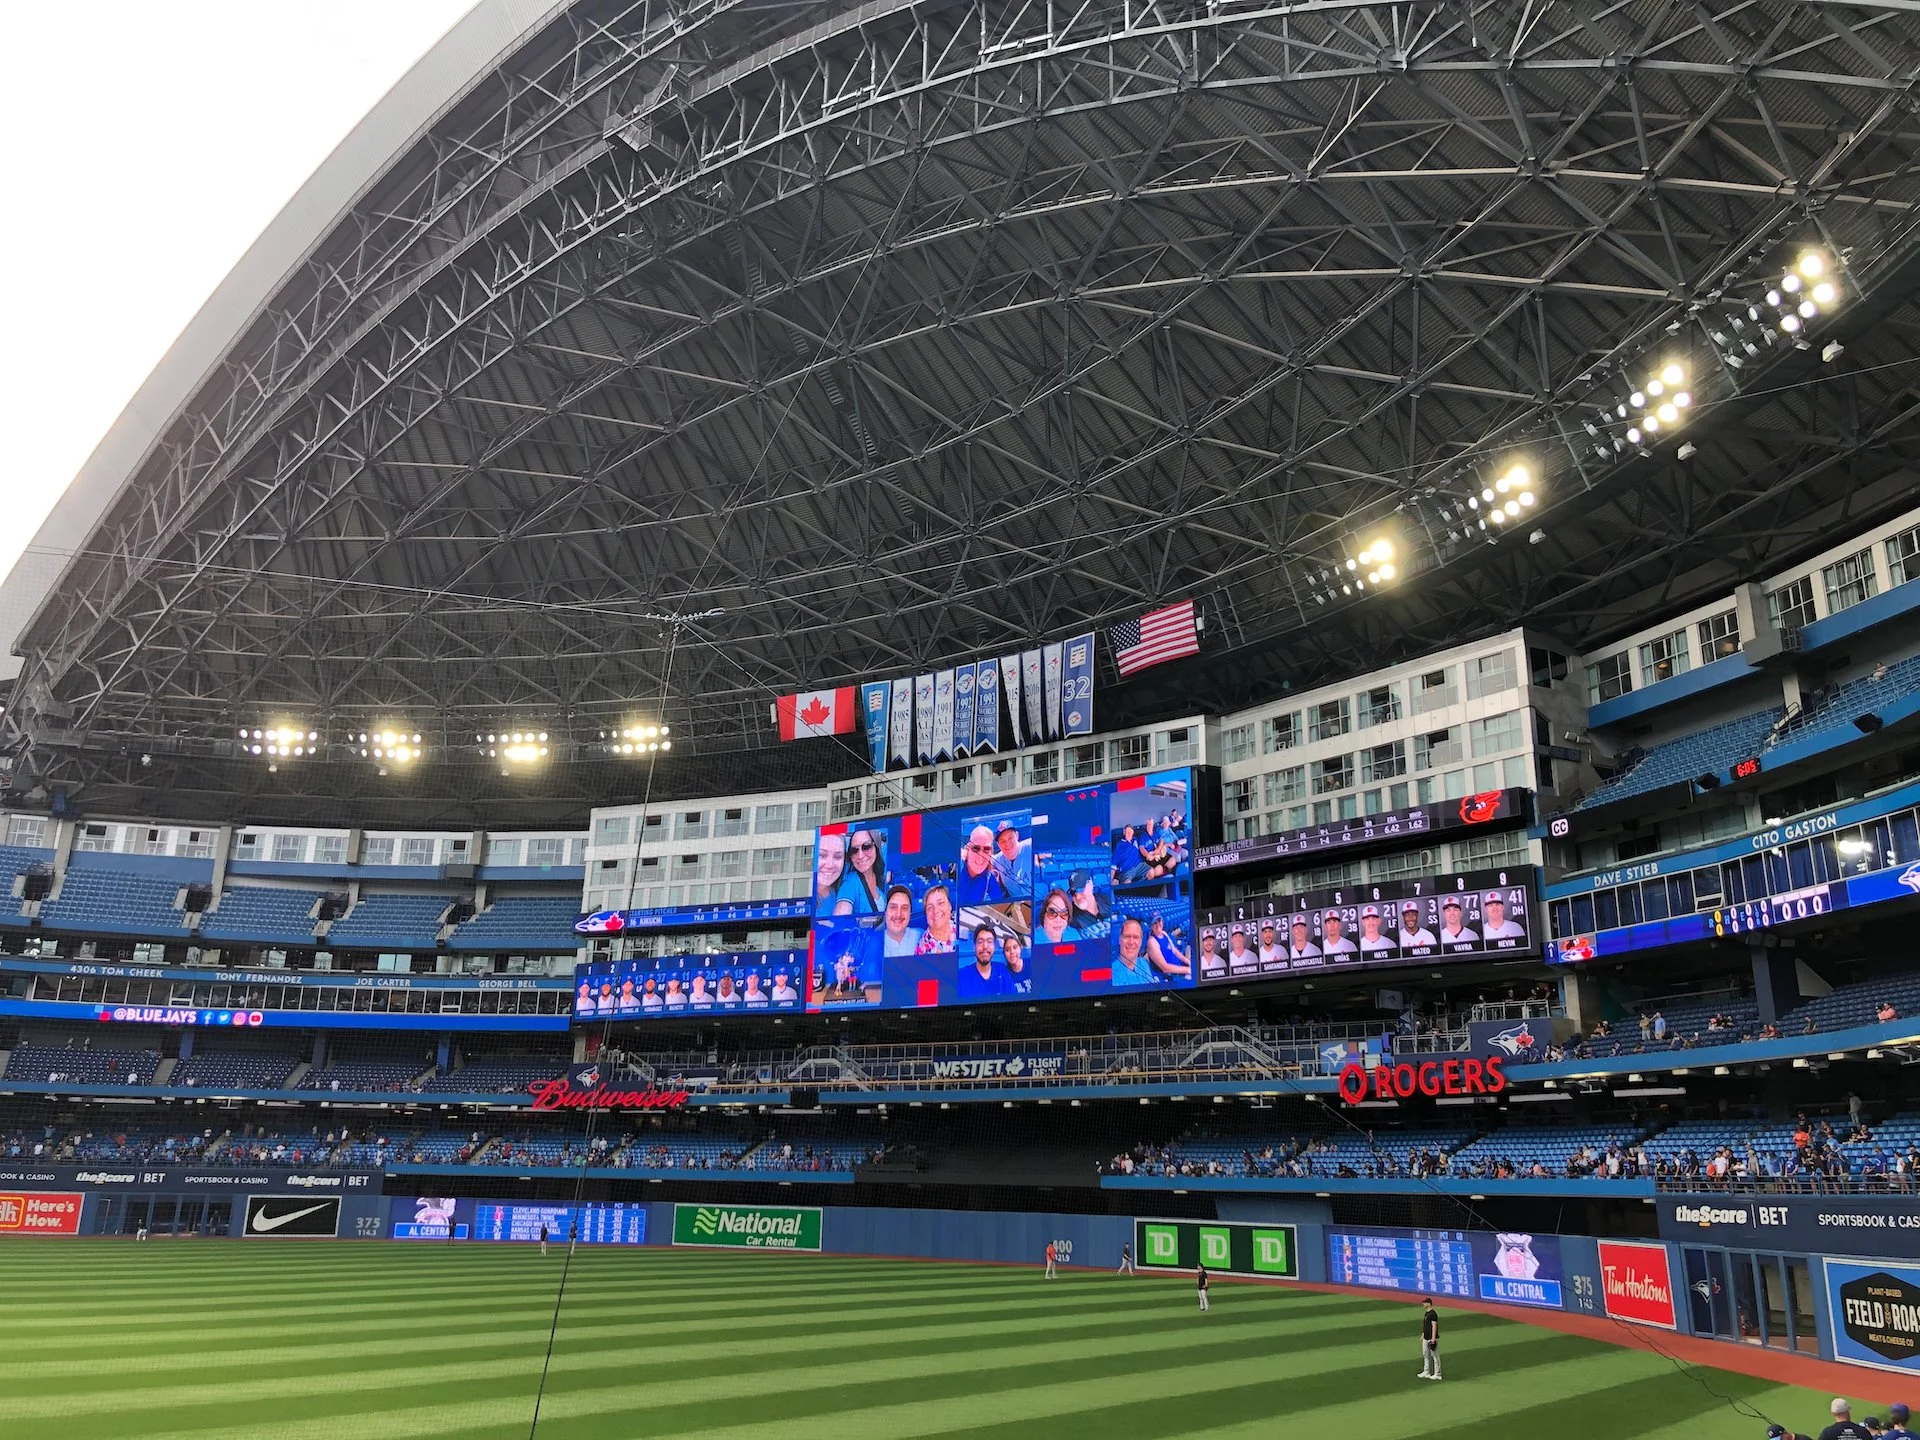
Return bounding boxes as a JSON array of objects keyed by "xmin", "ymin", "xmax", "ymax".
[
  {"xmin": 246, "ymin": 723, "xmax": 318, "ymax": 760},
  {"xmin": 478, "ymin": 728, "xmax": 551, "ymax": 769},
  {"xmin": 358, "ymin": 729, "xmax": 423, "ymax": 767},
  {"xmin": 606, "ymin": 722, "xmax": 672, "ymax": 755}
]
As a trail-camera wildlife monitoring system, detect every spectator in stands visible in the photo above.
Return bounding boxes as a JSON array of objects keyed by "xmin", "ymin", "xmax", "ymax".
[
  {"xmin": 1066, "ymin": 871, "xmax": 1107, "ymax": 935},
  {"xmin": 813, "ymin": 832, "xmax": 846, "ymax": 911},
  {"xmin": 1037, "ymin": 888, "xmax": 1074, "ymax": 946},
  {"xmin": 1145, "ymin": 916, "xmax": 1190, "ymax": 980},
  {"xmin": 835, "ymin": 829, "xmax": 889, "ymax": 914},
  {"xmin": 881, "ymin": 885, "xmax": 922, "ymax": 957},
  {"xmin": 1878, "ymin": 999, "xmax": 1899, "ymax": 1023},
  {"xmin": 916, "ymin": 884, "xmax": 957, "ymax": 953},
  {"xmin": 1111, "ymin": 825, "xmax": 1152, "ymax": 887},
  {"xmin": 1652, "ymin": 1011, "xmax": 1666, "ymax": 1042},
  {"xmin": 957, "ymin": 924, "xmax": 1017, "ymax": 999},
  {"xmin": 953, "ymin": 825, "xmax": 1010, "ymax": 906},
  {"xmin": 1111, "ymin": 916, "xmax": 1152, "ymax": 988},
  {"xmin": 990, "ymin": 821, "xmax": 1032, "ymax": 896}
]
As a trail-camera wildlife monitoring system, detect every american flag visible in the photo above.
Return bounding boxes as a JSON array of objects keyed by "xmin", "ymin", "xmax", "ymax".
[{"xmin": 1109, "ymin": 599, "xmax": 1200, "ymax": 677}]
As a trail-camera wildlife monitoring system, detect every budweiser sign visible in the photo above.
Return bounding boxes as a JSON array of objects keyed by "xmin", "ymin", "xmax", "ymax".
[
  {"xmin": 1597, "ymin": 1240, "xmax": 1677, "ymax": 1329},
  {"xmin": 527, "ymin": 1078, "xmax": 691, "ymax": 1112}
]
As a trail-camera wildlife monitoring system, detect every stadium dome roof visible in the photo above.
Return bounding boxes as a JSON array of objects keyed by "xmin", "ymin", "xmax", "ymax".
[{"xmin": 8, "ymin": 0, "xmax": 1920, "ymax": 825}]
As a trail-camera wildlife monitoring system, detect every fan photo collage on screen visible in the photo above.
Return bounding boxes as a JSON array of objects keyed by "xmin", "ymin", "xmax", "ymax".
[{"xmin": 809, "ymin": 770, "xmax": 1198, "ymax": 1010}]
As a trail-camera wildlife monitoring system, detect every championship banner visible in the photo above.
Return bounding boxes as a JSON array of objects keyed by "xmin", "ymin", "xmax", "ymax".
[
  {"xmin": 1042, "ymin": 642, "xmax": 1064, "ymax": 740},
  {"xmin": 1021, "ymin": 650, "xmax": 1043, "ymax": 745},
  {"xmin": 932, "ymin": 669, "xmax": 956, "ymax": 762},
  {"xmin": 1063, "ymin": 631, "xmax": 1095, "ymax": 737},
  {"xmin": 953, "ymin": 664, "xmax": 976, "ymax": 759},
  {"xmin": 1827, "ymin": 1258, "xmax": 1920, "ymax": 1375},
  {"xmin": 914, "ymin": 673, "xmax": 935, "ymax": 764},
  {"xmin": 1001, "ymin": 655, "xmax": 1025, "ymax": 748},
  {"xmin": 974, "ymin": 659, "xmax": 1000, "ymax": 753},
  {"xmin": 889, "ymin": 677, "xmax": 913, "ymax": 769},
  {"xmin": 1135, "ymin": 1218, "xmax": 1298, "ymax": 1277},
  {"xmin": 860, "ymin": 682, "xmax": 891, "ymax": 775},
  {"xmin": 673, "ymin": 1202, "xmax": 822, "ymax": 1251}
]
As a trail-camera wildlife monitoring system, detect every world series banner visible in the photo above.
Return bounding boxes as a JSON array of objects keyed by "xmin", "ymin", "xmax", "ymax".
[
  {"xmin": 861, "ymin": 682, "xmax": 890, "ymax": 774},
  {"xmin": 953, "ymin": 664, "xmax": 976, "ymax": 759},
  {"xmin": 974, "ymin": 659, "xmax": 1000, "ymax": 753}
]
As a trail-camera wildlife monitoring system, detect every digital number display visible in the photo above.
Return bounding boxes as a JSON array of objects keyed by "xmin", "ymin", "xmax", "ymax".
[
  {"xmin": 1328, "ymin": 1226, "xmax": 1564, "ymax": 1309},
  {"xmin": 1710, "ymin": 883, "xmax": 1835, "ymax": 936},
  {"xmin": 471, "ymin": 1203, "xmax": 647, "ymax": 1245},
  {"xmin": 1196, "ymin": 789, "xmax": 1525, "ymax": 873}
]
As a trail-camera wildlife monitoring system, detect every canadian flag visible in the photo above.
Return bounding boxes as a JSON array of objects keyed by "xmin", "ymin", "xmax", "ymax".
[{"xmin": 776, "ymin": 687, "xmax": 858, "ymax": 741}]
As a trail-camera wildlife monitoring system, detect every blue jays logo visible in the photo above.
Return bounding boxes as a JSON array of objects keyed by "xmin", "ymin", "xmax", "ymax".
[
  {"xmin": 1486, "ymin": 1022, "xmax": 1536, "ymax": 1057},
  {"xmin": 568, "ymin": 1063, "xmax": 602, "ymax": 1090},
  {"xmin": 574, "ymin": 909, "xmax": 626, "ymax": 935},
  {"xmin": 957, "ymin": 671, "xmax": 974, "ymax": 695},
  {"xmin": 980, "ymin": 664, "xmax": 997, "ymax": 691}
]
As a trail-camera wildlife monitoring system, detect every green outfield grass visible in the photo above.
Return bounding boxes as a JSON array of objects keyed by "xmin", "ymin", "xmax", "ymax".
[{"xmin": 0, "ymin": 1240, "xmax": 1862, "ymax": 1439}]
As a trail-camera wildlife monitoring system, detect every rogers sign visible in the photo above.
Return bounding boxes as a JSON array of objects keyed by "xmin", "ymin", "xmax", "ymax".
[
  {"xmin": 1336, "ymin": 1056, "xmax": 1507, "ymax": 1104},
  {"xmin": 527, "ymin": 1078, "xmax": 691, "ymax": 1112}
]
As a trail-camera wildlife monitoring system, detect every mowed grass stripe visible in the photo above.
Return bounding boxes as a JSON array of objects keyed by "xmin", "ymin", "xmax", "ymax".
[
  {"xmin": 0, "ymin": 1242, "xmax": 1853, "ymax": 1440},
  {"xmin": 0, "ymin": 1281, "xmax": 1407, "ymax": 1389},
  {"xmin": 4, "ymin": 1274, "xmax": 1443, "ymax": 1418},
  {"xmin": 20, "ymin": 1308, "xmax": 1580, "ymax": 1440}
]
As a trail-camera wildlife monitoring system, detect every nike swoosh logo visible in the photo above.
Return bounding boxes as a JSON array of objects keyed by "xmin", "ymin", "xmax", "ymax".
[{"xmin": 251, "ymin": 1202, "xmax": 330, "ymax": 1232}]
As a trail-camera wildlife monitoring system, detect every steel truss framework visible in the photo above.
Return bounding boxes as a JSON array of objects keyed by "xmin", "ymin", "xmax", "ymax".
[{"xmin": 12, "ymin": 0, "xmax": 1920, "ymax": 823}]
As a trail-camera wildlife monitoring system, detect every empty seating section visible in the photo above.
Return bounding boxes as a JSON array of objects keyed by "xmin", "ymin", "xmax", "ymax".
[
  {"xmin": 325, "ymin": 893, "xmax": 449, "ymax": 949},
  {"xmin": 421, "ymin": 1058, "xmax": 563, "ymax": 1093},
  {"xmin": 39, "ymin": 868, "xmax": 191, "ymax": 936},
  {"xmin": 0, "ymin": 845, "xmax": 53, "ymax": 927},
  {"xmin": 171, "ymin": 1050, "xmax": 300, "ymax": 1089},
  {"xmin": 303, "ymin": 1052, "xmax": 429, "ymax": 1091},
  {"xmin": 1578, "ymin": 708, "xmax": 1783, "ymax": 810},
  {"xmin": 200, "ymin": 886, "xmax": 322, "ymax": 944},
  {"xmin": 1770, "ymin": 653, "xmax": 1920, "ymax": 749},
  {"xmin": 449, "ymin": 895, "xmax": 582, "ymax": 952},
  {"xmin": 6, "ymin": 1043, "xmax": 161, "ymax": 1085},
  {"xmin": 1782, "ymin": 972, "xmax": 1920, "ymax": 1033}
]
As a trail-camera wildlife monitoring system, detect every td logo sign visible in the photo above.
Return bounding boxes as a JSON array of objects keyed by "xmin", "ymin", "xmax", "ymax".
[{"xmin": 1133, "ymin": 1219, "xmax": 1298, "ymax": 1278}]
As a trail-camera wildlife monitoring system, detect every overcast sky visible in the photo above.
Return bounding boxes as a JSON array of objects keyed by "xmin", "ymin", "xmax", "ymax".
[{"xmin": 0, "ymin": 0, "xmax": 476, "ymax": 584}]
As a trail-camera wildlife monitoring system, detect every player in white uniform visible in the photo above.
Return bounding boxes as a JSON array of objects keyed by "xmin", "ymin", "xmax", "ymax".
[{"xmin": 1398, "ymin": 902, "xmax": 1437, "ymax": 948}]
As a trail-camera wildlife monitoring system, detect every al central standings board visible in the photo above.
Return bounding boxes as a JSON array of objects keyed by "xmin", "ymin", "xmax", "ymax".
[{"xmin": 808, "ymin": 768, "xmax": 1198, "ymax": 1010}]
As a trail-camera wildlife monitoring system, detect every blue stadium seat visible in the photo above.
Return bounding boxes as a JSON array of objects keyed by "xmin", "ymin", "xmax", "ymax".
[
  {"xmin": 38, "ymin": 869, "xmax": 192, "ymax": 937},
  {"xmin": 325, "ymin": 893, "xmax": 451, "ymax": 949},
  {"xmin": 200, "ymin": 886, "xmax": 323, "ymax": 945},
  {"xmin": 447, "ymin": 895, "xmax": 582, "ymax": 952},
  {"xmin": 1579, "ymin": 708, "xmax": 1784, "ymax": 810}
]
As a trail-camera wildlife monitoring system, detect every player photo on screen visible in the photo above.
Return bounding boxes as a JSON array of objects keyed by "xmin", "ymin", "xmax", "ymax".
[
  {"xmin": 1356, "ymin": 904, "xmax": 1399, "ymax": 958},
  {"xmin": 1198, "ymin": 925, "xmax": 1227, "ymax": 981},
  {"xmin": 1109, "ymin": 777, "xmax": 1190, "ymax": 892}
]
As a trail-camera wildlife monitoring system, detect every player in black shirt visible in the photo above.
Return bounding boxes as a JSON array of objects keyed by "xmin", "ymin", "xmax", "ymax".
[
  {"xmin": 1419, "ymin": 1298, "xmax": 1442, "ymax": 1380},
  {"xmin": 1196, "ymin": 1264, "xmax": 1210, "ymax": 1313},
  {"xmin": 1768, "ymin": 1425, "xmax": 1813, "ymax": 1440},
  {"xmin": 1822, "ymin": 1399, "xmax": 1876, "ymax": 1440}
]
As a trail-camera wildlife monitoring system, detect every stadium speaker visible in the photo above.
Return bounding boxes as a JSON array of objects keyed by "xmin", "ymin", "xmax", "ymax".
[
  {"xmin": 315, "ymin": 893, "xmax": 347, "ymax": 922},
  {"xmin": 442, "ymin": 862, "xmax": 476, "ymax": 882},
  {"xmin": 21, "ymin": 866, "xmax": 51, "ymax": 901},
  {"xmin": 790, "ymin": 1086, "xmax": 820, "ymax": 1110},
  {"xmin": 183, "ymin": 884, "xmax": 213, "ymax": 912},
  {"xmin": 1695, "ymin": 773, "xmax": 1721, "ymax": 790},
  {"xmin": 1855, "ymin": 713, "xmax": 1885, "ymax": 733}
]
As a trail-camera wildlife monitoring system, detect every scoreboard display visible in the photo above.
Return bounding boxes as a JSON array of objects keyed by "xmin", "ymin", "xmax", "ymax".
[
  {"xmin": 1195, "ymin": 867, "xmax": 1535, "ymax": 984},
  {"xmin": 1328, "ymin": 1226, "xmax": 1565, "ymax": 1309},
  {"xmin": 1196, "ymin": 789, "xmax": 1527, "ymax": 872},
  {"xmin": 471, "ymin": 1202, "xmax": 647, "ymax": 1245}
]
